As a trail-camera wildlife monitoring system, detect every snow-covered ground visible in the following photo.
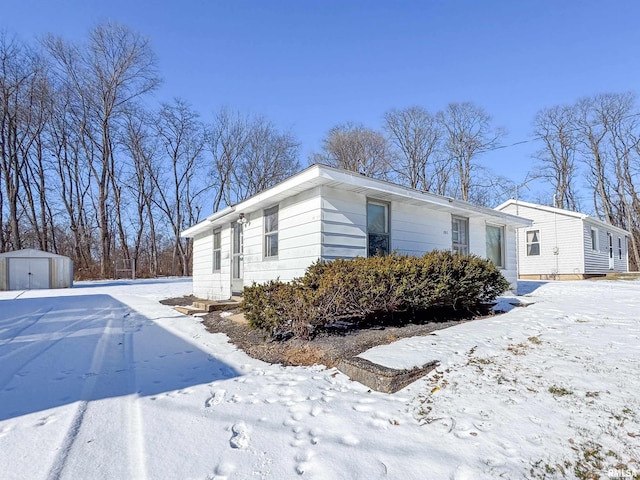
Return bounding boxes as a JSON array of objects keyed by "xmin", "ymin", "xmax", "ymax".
[{"xmin": 0, "ymin": 278, "xmax": 638, "ymax": 480}]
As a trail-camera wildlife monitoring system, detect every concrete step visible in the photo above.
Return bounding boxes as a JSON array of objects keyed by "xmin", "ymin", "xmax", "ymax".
[
  {"xmin": 192, "ymin": 300, "xmax": 242, "ymax": 312},
  {"xmin": 174, "ymin": 305, "xmax": 208, "ymax": 315}
]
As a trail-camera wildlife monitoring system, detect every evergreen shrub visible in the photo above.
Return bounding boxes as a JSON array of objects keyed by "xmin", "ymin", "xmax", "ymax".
[{"xmin": 241, "ymin": 251, "xmax": 509, "ymax": 339}]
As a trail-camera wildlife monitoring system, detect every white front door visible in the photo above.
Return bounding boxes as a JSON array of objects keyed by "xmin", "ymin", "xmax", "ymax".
[
  {"xmin": 231, "ymin": 222, "xmax": 244, "ymax": 295},
  {"xmin": 608, "ymin": 233, "xmax": 615, "ymax": 270},
  {"xmin": 9, "ymin": 258, "xmax": 50, "ymax": 290}
]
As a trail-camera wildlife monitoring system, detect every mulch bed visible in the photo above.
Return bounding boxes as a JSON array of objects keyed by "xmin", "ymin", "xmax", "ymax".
[{"xmin": 174, "ymin": 304, "xmax": 496, "ymax": 368}]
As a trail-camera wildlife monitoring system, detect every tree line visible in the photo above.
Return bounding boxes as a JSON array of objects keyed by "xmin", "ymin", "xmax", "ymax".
[
  {"xmin": 0, "ymin": 24, "xmax": 299, "ymax": 278},
  {"xmin": 2, "ymin": 23, "xmax": 639, "ymax": 277}
]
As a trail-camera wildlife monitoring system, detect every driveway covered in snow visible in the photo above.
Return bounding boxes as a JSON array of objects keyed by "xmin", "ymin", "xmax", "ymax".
[{"xmin": 1, "ymin": 278, "xmax": 639, "ymax": 479}]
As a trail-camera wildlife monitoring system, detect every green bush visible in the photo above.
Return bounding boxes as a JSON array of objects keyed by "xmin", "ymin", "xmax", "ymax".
[{"xmin": 241, "ymin": 251, "xmax": 510, "ymax": 339}]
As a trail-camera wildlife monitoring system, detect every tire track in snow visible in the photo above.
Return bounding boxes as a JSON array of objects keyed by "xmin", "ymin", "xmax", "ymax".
[
  {"xmin": 0, "ymin": 306, "xmax": 112, "ymax": 392},
  {"xmin": 122, "ymin": 314, "xmax": 148, "ymax": 480},
  {"xmin": 45, "ymin": 310, "xmax": 125, "ymax": 480}
]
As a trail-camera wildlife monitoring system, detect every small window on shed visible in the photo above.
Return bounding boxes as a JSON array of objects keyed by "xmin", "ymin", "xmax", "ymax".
[
  {"xmin": 590, "ymin": 228, "xmax": 599, "ymax": 251},
  {"xmin": 526, "ymin": 230, "xmax": 540, "ymax": 256}
]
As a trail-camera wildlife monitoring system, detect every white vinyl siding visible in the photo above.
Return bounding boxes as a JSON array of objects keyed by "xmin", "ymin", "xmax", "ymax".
[
  {"xmin": 498, "ymin": 202, "xmax": 629, "ymax": 277},
  {"xmin": 242, "ymin": 187, "xmax": 322, "ymax": 286},
  {"xmin": 192, "ymin": 228, "xmax": 232, "ymax": 300}
]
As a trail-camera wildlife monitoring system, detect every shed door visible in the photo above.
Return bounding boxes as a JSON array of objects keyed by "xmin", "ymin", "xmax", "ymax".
[{"xmin": 9, "ymin": 258, "xmax": 51, "ymax": 290}]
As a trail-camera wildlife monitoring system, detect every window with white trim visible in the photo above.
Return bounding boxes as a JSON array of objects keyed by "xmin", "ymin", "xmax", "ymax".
[
  {"xmin": 452, "ymin": 216, "xmax": 469, "ymax": 255},
  {"xmin": 212, "ymin": 228, "xmax": 221, "ymax": 271},
  {"xmin": 526, "ymin": 230, "xmax": 540, "ymax": 256},
  {"xmin": 486, "ymin": 224, "xmax": 505, "ymax": 268},
  {"xmin": 367, "ymin": 200, "xmax": 390, "ymax": 256},
  {"xmin": 264, "ymin": 206, "xmax": 279, "ymax": 258},
  {"xmin": 590, "ymin": 227, "xmax": 599, "ymax": 251}
]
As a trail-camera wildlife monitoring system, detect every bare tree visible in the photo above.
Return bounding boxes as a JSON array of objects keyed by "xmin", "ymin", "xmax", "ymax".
[
  {"xmin": 574, "ymin": 94, "xmax": 616, "ymax": 224},
  {"xmin": 312, "ymin": 123, "xmax": 390, "ymax": 179},
  {"xmin": 121, "ymin": 106, "xmax": 160, "ymax": 276},
  {"xmin": 383, "ymin": 106, "xmax": 442, "ymax": 191},
  {"xmin": 150, "ymin": 99, "xmax": 207, "ymax": 275},
  {"xmin": 207, "ymin": 107, "xmax": 250, "ymax": 210},
  {"xmin": 44, "ymin": 22, "xmax": 160, "ymax": 277},
  {"xmin": 232, "ymin": 116, "xmax": 300, "ymax": 201},
  {"xmin": 533, "ymin": 104, "xmax": 580, "ymax": 210},
  {"xmin": 0, "ymin": 34, "xmax": 48, "ymax": 251},
  {"xmin": 438, "ymin": 102, "xmax": 504, "ymax": 202}
]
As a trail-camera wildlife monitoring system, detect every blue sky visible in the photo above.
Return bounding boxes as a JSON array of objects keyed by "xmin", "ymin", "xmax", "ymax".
[{"xmin": 3, "ymin": 0, "xmax": 639, "ymax": 203}]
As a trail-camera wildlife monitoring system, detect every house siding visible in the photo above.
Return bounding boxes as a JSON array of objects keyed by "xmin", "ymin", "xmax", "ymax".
[
  {"xmin": 319, "ymin": 186, "xmax": 518, "ymax": 289},
  {"xmin": 320, "ymin": 187, "xmax": 367, "ymax": 259},
  {"xmin": 500, "ymin": 203, "xmax": 585, "ymax": 277},
  {"xmin": 192, "ymin": 227, "xmax": 232, "ymax": 300},
  {"xmin": 583, "ymin": 220, "xmax": 628, "ymax": 274},
  {"xmin": 499, "ymin": 202, "xmax": 629, "ymax": 278}
]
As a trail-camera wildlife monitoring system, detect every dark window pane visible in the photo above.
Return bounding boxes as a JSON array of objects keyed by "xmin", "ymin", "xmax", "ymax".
[{"xmin": 368, "ymin": 233, "xmax": 389, "ymax": 256}]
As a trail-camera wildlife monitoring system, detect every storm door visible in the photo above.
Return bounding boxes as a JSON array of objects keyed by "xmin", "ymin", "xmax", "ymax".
[{"xmin": 231, "ymin": 222, "xmax": 244, "ymax": 295}]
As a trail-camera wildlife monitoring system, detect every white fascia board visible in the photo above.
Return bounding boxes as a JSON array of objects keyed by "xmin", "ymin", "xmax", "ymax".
[{"xmin": 180, "ymin": 206, "xmax": 236, "ymax": 238}]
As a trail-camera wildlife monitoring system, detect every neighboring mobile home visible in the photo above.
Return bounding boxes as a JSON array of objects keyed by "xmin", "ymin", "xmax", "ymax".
[
  {"xmin": 181, "ymin": 165, "xmax": 531, "ymax": 300},
  {"xmin": 496, "ymin": 199, "xmax": 630, "ymax": 279}
]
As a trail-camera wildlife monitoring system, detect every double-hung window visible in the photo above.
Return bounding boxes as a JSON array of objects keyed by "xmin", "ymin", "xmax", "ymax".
[
  {"xmin": 452, "ymin": 216, "xmax": 469, "ymax": 255},
  {"xmin": 212, "ymin": 228, "xmax": 221, "ymax": 271},
  {"xmin": 264, "ymin": 206, "xmax": 279, "ymax": 258},
  {"xmin": 526, "ymin": 230, "xmax": 540, "ymax": 256},
  {"xmin": 367, "ymin": 200, "xmax": 390, "ymax": 256},
  {"xmin": 486, "ymin": 224, "xmax": 505, "ymax": 268}
]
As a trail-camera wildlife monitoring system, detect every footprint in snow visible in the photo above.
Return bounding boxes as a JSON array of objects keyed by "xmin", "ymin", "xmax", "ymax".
[
  {"xmin": 229, "ymin": 422, "xmax": 250, "ymax": 449},
  {"xmin": 205, "ymin": 390, "xmax": 226, "ymax": 407},
  {"xmin": 208, "ymin": 462, "xmax": 235, "ymax": 480}
]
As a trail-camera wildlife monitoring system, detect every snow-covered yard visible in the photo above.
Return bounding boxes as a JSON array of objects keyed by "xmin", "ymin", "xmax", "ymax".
[{"xmin": 0, "ymin": 278, "xmax": 638, "ymax": 479}]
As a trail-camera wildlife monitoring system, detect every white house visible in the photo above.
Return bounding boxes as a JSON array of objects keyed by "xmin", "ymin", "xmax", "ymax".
[
  {"xmin": 496, "ymin": 199, "xmax": 630, "ymax": 279},
  {"xmin": 181, "ymin": 165, "xmax": 531, "ymax": 300}
]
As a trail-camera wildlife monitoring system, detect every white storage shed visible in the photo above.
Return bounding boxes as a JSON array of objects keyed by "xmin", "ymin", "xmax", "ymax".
[{"xmin": 0, "ymin": 249, "xmax": 74, "ymax": 290}]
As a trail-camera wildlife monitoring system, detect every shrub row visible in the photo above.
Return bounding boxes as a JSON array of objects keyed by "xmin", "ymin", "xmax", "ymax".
[{"xmin": 241, "ymin": 251, "xmax": 510, "ymax": 340}]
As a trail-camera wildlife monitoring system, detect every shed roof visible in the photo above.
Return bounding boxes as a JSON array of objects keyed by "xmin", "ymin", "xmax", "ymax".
[
  {"xmin": 0, "ymin": 249, "xmax": 71, "ymax": 259},
  {"xmin": 496, "ymin": 199, "xmax": 631, "ymax": 237},
  {"xmin": 182, "ymin": 164, "xmax": 531, "ymax": 238}
]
